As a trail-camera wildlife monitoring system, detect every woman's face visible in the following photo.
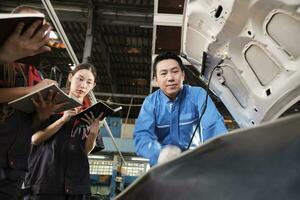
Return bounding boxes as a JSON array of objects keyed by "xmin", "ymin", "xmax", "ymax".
[{"xmin": 68, "ymin": 69, "xmax": 95, "ymax": 101}]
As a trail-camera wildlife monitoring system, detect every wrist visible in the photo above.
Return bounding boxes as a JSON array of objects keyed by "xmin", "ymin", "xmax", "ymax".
[
  {"xmin": 0, "ymin": 47, "xmax": 15, "ymax": 64},
  {"xmin": 0, "ymin": 50, "xmax": 9, "ymax": 64},
  {"xmin": 38, "ymin": 113, "xmax": 49, "ymax": 122},
  {"xmin": 25, "ymin": 85, "xmax": 36, "ymax": 95},
  {"xmin": 59, "ymin": 116, "xmax": 68, "ymax": 124},
  {"xmin": 89, "ymin": 130, "xmax": 98, "ymax": 138}
]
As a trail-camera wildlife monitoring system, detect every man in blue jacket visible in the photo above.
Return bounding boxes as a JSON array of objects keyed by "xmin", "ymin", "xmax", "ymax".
[{"xmin": 134, "ymin": 52, "xmax": 227, "ymax": 166}]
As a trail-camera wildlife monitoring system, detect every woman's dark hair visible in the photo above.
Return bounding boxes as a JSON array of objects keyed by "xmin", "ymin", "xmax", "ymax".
[
  {"xmin": 65, "ymin": 63, "xmax": 97, "ymax": 89},
  {"xmin": 153, "ymin": 52, "xmax": 184, "ymax": 77}
]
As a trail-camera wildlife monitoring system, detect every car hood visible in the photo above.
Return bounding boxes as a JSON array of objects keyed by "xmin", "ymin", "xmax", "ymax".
[{"xmin": 181, "ymin": 0, "xmax": 300, "ymax": 128}]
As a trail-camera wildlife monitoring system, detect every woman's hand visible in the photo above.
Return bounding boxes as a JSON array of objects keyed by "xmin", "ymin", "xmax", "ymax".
[
  {"xmin": 82, "ymin": 112, "xmax": 104, "ymax": 154},
  {"xmin": 60, "ymin": 107, "xmax": 79, "ymax": 123},
  {"xmin": 81, "ymin": 112, "xmax": 104, "ymax": 136}
]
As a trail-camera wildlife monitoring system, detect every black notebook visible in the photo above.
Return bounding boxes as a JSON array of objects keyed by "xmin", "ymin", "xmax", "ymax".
[
  {"xmin": 8, "ymin": 83, "xmax": 82, "ymax": 113},
  {"xmin": 72, "ymin": 101, "xmax": 122, "ymax": 122},
  {"xmin": 0, "ymin": 13, "xmax": 45, "ymax": 65}
]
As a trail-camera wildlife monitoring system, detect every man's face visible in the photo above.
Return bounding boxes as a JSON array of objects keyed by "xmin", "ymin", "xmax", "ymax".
[{"xmin": 155, "ymin": 59, "xmax": 185, "ymax": 100}]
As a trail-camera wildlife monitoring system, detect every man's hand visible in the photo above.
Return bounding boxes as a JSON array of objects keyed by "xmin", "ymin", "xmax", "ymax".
[
  {"xmin": 157, "ymin": 145, "xmax": 182, "ymax": 165},
  {"xmin": 32, "ymin": 89, "xmax": 68, "ymax": 121},
  {"xmin": 31, "ymin": 79, "xmax": 64, "ymax": 121},
  {"xmin": 0, "ymin": 20, "xmax": 52, "ymax": 64}
]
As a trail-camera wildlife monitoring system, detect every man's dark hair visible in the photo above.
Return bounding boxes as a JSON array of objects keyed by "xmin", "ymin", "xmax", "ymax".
[
  {"xmin": 11, "ymin": 5, "xmax": 40, "ymax": 14},
  {"xmin": 153, "ymin": 52, "xmax": 184, "ymax": 77}
]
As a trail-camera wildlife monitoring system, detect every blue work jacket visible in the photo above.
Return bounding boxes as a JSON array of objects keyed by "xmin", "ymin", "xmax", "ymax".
[{"xmin": 134, "ymin": 85, "xmax": 227, "ymax": 166}]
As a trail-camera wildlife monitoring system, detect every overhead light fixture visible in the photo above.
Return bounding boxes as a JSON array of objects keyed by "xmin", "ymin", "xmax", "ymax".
[
  {"xmin": 69, "ymin": 63, "xmax": 76, "ymax": 70},
  {"xmin": 47, "ymin": 30, "xmax": 66, "ymax": 49},
  {"xmin": 88, "ymin": 155, "xmax": 107, "ymax": 159},
  {"xmin": 49, "ymin": 30, "xmax": 58, "ymax": 39},
  {"xmin": 125, "ymin": 47, "xmax": 141, "ymax": 54},
  {"xmin": 131, "ymin": 157, "xmax": 149, "ymax": 162},
  {"xmin": 132, "ymin": 78, "xmax": 148, "ymax": 86}
]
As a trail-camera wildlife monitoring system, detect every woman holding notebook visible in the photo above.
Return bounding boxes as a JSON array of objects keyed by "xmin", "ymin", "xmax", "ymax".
[{"xmin": 24, "ymin": 63, "xmax": 104, "ymax": 200}]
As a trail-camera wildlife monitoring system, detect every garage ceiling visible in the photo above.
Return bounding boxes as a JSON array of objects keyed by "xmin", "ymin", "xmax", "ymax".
[
  {"xmin": 0, "ymin": 0, "xmax": 236, "ymax": 127},
  {"xmin": 0, "ymin": 0, "xmax": 154, "ymax": 119}
]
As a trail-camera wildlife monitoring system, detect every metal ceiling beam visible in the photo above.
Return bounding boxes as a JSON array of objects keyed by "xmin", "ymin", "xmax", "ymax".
[
  {"xmin": 98, "ymin": 10, "xmax": 152, "ymax": 18},
  {"xmin": 94, "ymin": 92, "xmax": 147, "ymax": 99},
  {"xmin": 104, "ymin": 43, "xmax": 152, "ymax": 48},
  {"xmin": 82, "ymin": 0, "xmax": 94, "ymax": 63},
  {"xmin": 112, "ymin": 61, "xmax": 150, "ymax": 65},
  {"xmin": 0, "ymin": 0, "xmax": 153, "ymax": 13},
  {"xmin": 105, "ymin": 33, "xmax": 152, "ymax": 38},
  {"xmin": 97, "ymin": 19, "xmax": 152, "ymax": 27},
  {"xmin": 51, "ymin": 12, "xmax": 153, "ymax": 27},
  {"xmin": 110, "ymin": 52, "xmax": 151, "ymax": 57},
  {"xmin": 0, "ymin": 0, "xmax": 88, "ymax": 12},
  {"xmin": 94, "ymin": 3, "xmax": 153, "ymax": 13},
  {"xmin": 0, "ymin": 1, "xmax": 153, "ymax": 27}
]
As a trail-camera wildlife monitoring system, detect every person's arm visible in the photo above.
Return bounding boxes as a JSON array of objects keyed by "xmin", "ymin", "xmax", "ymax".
[
  {"xmin": 0, "ymin": 78, "xmax": 57, "ymax": 103},
  {"xmin": 134, "ymin": 99, "xmax": 162, "ymax": 166},
  {"xmin": 197, "ymin": 89, "xmax": 227, "ymax": 141},
  {"xmin": 31, "ymin": 109, "xmax": 77, "ymax": 145},
  {"xmin": 0, "ymin": 20, "xmax": 52, "ymax": 64},
  {"xmin": 0, "ymin": 86, "xmax": 33, "ymax": 103}
]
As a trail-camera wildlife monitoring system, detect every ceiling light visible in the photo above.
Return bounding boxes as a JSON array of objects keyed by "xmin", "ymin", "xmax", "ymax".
[
  {"xmin": 131, "ymin": 157, "xmax": 149, "ymax": 161},
  {"xmin": 125, "ymin": 47, "xmax": 141, "ymax": 54},
  {"xmin": 88, "ymin": 155, "xmax": 107, "ymax": 159},
  {"xmin": 49, "ymin": 30, "xmax": 58, "ymax": 39}
]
